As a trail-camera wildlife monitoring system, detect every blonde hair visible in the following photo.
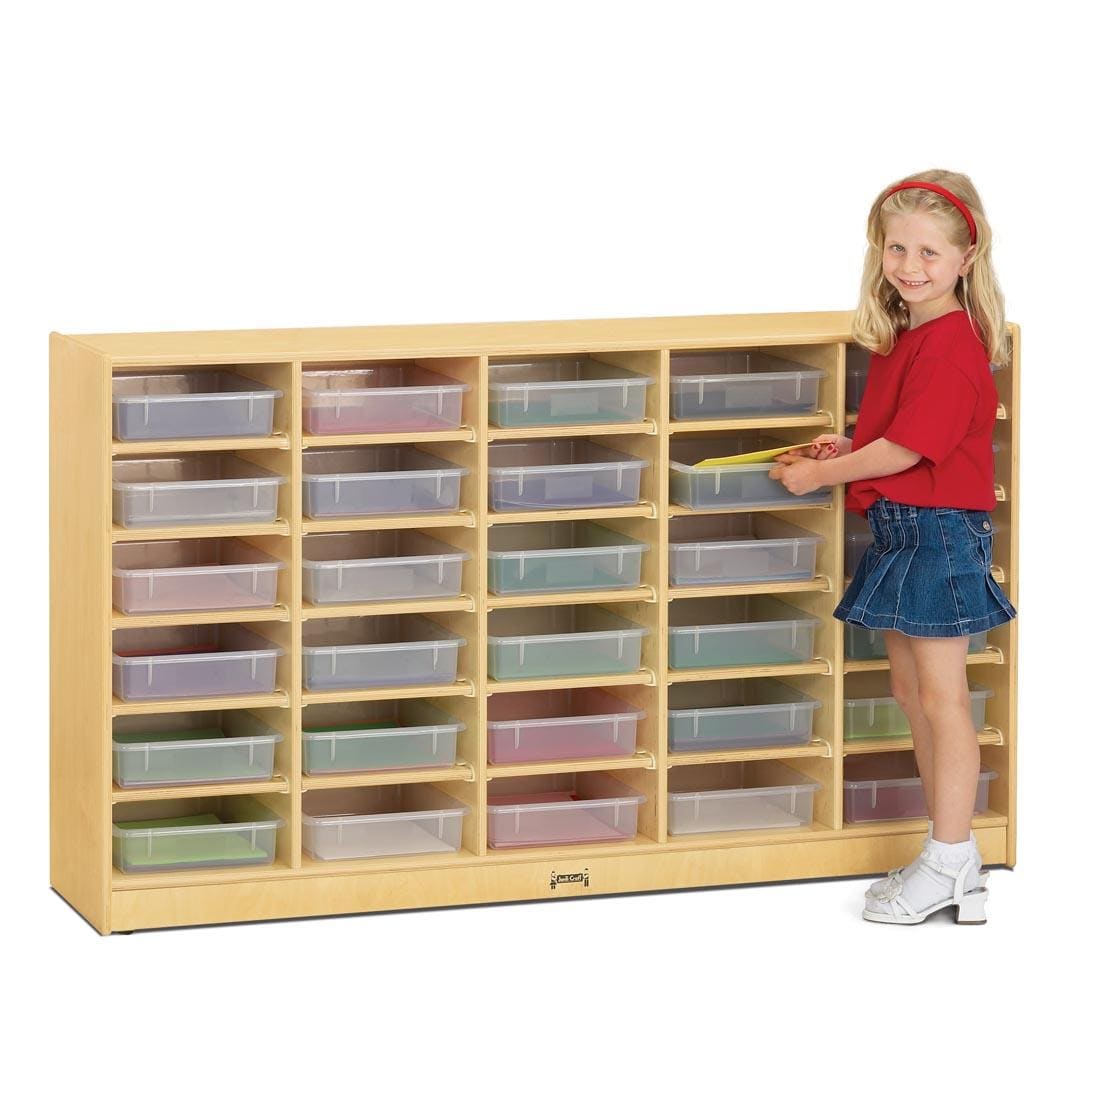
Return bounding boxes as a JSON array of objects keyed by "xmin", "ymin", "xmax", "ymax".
[{"xmin": 852, "ymin": 169, "xmax": 1011, "ymax": 366}]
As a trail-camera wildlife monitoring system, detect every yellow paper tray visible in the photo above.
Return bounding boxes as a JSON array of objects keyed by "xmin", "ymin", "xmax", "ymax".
[{"xmin": 693, "ymin": 443, "xmax": 810, "ymax": 468}]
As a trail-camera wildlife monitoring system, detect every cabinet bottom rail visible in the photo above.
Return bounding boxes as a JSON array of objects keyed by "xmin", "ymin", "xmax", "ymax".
[{"xmin": 95, "ymin": 822, "xmax": 1011, "ymax": 933}]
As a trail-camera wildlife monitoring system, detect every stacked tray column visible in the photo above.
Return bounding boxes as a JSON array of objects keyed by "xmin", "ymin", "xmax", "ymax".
[
  {"xmin": 840, "ymin": 339, "xmax": 1016, "ymax": 854},
  {"xmin": 483, "ymin": 350, "xmax": 663, "ymax": 852},
  {"xmin": 108, "ymin": 359, "xmax": 298, "ymax": 879},
  {"xmin": 664, "ymin": 341, "xmax": 842, "ymax": 840},
  {"xmin": 298, "ymin": 354, "xmax": 480, "ymax": 864}
]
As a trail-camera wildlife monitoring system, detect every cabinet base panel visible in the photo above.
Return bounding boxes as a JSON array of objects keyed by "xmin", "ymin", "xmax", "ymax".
[{"xmin": 98, "ymin": 826, "xmax": 1009, "ymax": 933}]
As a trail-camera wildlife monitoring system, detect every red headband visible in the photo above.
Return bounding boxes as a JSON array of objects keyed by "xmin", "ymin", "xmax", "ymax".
[{"xmin": 882, "ymin": 181, "xmax": 977, "ymax": 244}]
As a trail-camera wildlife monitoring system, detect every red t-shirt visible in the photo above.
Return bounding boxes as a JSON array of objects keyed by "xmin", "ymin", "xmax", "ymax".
[{"xmin": 845, "ymin": 310, "xmax": 999, "ymax": 517}]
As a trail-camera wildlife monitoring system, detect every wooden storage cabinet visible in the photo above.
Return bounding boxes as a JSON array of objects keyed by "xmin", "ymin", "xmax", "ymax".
[{"xmin": 49, "ymin": 312, "xmax": 1019, "ymax": 933}]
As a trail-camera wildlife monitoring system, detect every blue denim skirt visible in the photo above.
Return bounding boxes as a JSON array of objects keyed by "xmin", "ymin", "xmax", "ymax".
[{"xmin": 834, "ymin": 497, "xmax": 1017, "ymax": 638}]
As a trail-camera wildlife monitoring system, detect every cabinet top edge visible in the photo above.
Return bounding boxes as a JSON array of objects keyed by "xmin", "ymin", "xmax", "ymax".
[{"xmin": 58, "ymin": 310, "xmax": 862, "ymax": 364}]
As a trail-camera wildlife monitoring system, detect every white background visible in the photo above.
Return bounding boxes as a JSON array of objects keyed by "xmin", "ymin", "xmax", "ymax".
[{"xmin": 3, "ymin": 1, "xmax": 1092, "ymax": 1093}]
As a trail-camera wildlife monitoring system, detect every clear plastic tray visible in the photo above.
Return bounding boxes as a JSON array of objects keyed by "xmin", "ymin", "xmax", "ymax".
[
  {"xmin": 112, "ymin": 455, "xmax": 286, "ymax": 529},
  {"xmin": 302, "ymin": 786, "xmax": 469, "ymax": 860},
  {"xmin": 845, "ymin": 623, "xmax": 990, "ymax": 660},
  {"xmin": 302, "ymin": 699, "xmax": 463, "ymax": 774},
  {"xmin": 113, "ymin": 371, "xmax": 281, "ymax": 441},
  {"xmin": 302, "ymin": 364, "xmax": 469, "ymax": 435},
  {"xmin": 668, "ymin": 595, "xmax": 820, "ymax": 669},
  {"xmin": 486, "ymin": 689, "xmax": 644, "ymax": 764},
  {"xmin": 112, "ymin": 538, "xmax": 285, "ymax": 614},
  {"xmin": 844, "ymin": 513, "xmax": 873, "ymax": 576},
  {"xmin": 112, "ymin": 624, "xmax": 282, "ymax": 701},
  {"xmin": 668, "ymin": 680, "xmax": 821, "ymax": 752},
  {"xmin": 302, "ymin": 530, "xmax": 470, "ymax": 605},
  {"xmin": 668, "ymin": 762, "xmax": 820, "ymax": 834},
  {"xmin": 488, "ymin": 440, "xmax": 647, "ymax": 512},
  {"xmin": 670, "ymin": 351, "xmax": 826, "ymax": 420},
  {"xmin": 486, "ymin": 605, "xmax": 648, "ymax": 681},
  {"xmin": 844, "ymin": 673, "xmax": 993, "ymax": 740},
  {"xmin": 301, "ymin": 615, "xmax": 466, "ymax": 691},
  {"xmin": 669, "ymin": 435, "xmax": 832, "ymax": 510},
  {"xmin": 112, "ymin": 711, "xmax": 282, "ymax": 787},
  {"xmin": 845, "ymin": 346, "xmax": 871, "ymax": 412},
  {"xmin": 488, "ymin": 358, "xmax": 653, "ymax": 427},
  {"xmin": 844, "ymin": 754, "xmax": 998, "ymax": 823},
  {"xmin": 669, "ymin": 513, "xmax": 823, "ymax": 587},
  {"xmin": 487, "ymin": 522, "xmax": 648, "ymax": 595},
  {"xmin": 113, "ymin": 797, "xmax": 283, "ymax": 873},
  {"xmin": 486, "ymin": 772, "xmax": 645, "ymax": 848},
  {"xmin": 301, "ymin": 446, "xmax": 468, "ymax": 518}
]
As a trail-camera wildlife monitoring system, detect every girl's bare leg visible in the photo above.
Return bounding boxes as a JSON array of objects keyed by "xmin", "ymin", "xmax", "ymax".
[
  {"xmin": 883, "ymin": 630, "xmax": 936, "ymax": 813},
  {"xmin": 909, "ymin": 635, "xmax": 979, "ymax": 843}
]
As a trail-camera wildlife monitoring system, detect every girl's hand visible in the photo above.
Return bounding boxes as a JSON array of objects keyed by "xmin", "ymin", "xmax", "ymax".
[
  {"xmin": 768, "ymin": 455, "xmax": 827, "ymax": 495},
  {"xmin": 795, "ymin": 433, "xmax": 851, "ymax": 460}
]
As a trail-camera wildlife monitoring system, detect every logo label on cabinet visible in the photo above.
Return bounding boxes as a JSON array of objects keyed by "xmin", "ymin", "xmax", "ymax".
[{"xmin": 549, "ymin": 869, "xmax": 590, "ymax": 890}]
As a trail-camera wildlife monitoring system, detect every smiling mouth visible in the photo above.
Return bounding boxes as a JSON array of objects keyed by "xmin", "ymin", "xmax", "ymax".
[{"xmin": 899, "ymin": 279, "xmax": 928, "ymax": 288}]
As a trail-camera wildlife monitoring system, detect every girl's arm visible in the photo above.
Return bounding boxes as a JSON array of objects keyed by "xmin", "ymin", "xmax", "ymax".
[
  {"xmin": 811, "ymin": 438, "xmax": 921, "ymax": 487},
  {"xmin": 770, "ymin": 437, "xmax": 922, "ymax": 494}
]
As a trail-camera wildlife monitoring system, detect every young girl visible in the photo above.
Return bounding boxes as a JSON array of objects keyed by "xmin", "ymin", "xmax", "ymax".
[{"xmin": 770, "ymin": 169, "xmax": 1017, "ymax": 925}]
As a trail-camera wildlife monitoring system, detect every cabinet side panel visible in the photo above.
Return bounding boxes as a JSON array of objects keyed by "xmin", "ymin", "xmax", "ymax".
[
  {"xmin": 50, "ymin": 334, "xmax": 111, "ymax": 932},
  {"xmin": 1007, "ymin": 322, "xmax": 1020, "ymax": 865}
]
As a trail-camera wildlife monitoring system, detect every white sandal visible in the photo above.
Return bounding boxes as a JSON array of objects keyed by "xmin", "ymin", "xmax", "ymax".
[{"xmin": 862, "ymin": 851, "xmax": 989, "ymax": 925}]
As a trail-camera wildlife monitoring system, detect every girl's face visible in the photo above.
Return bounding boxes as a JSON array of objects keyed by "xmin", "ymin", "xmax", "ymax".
[{"xmin": 882, "ymin": 212, "xmax": 976, "ymax": 319}]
